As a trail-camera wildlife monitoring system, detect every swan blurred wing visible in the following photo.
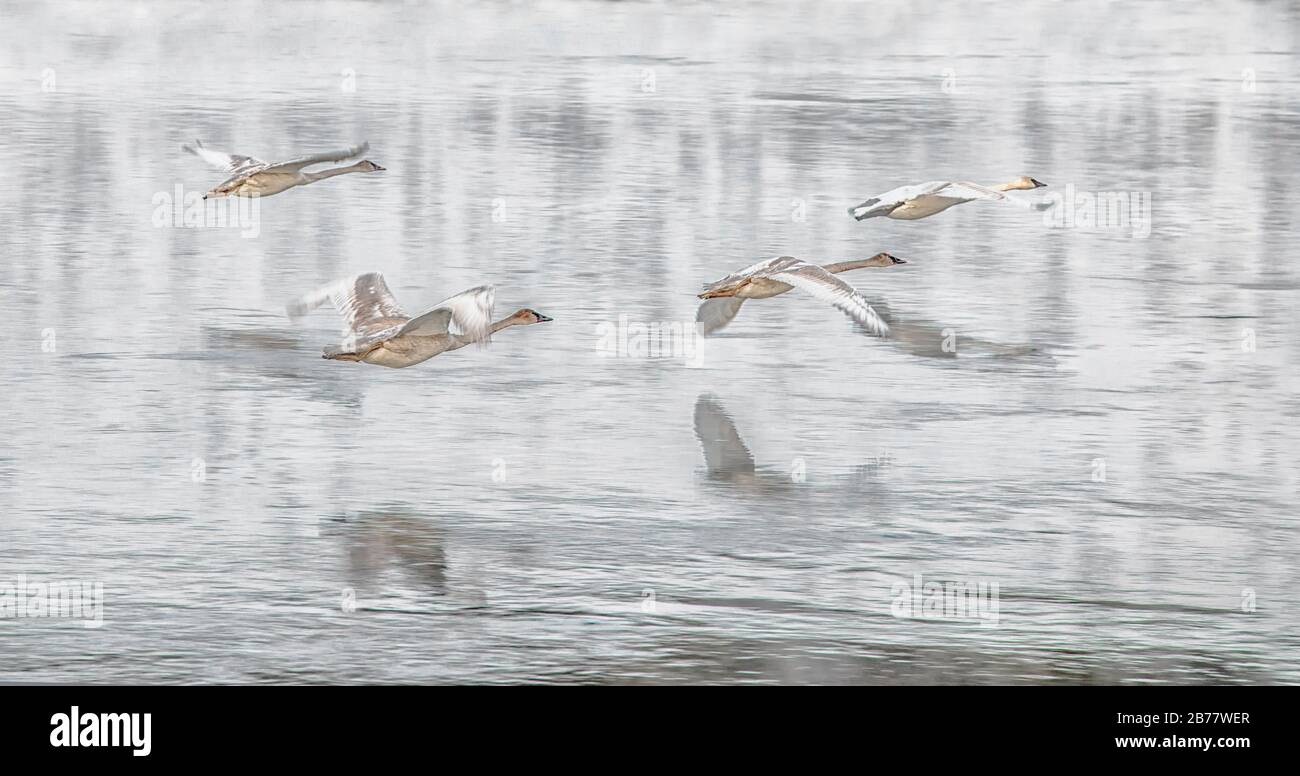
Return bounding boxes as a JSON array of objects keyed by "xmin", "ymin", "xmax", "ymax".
[
  {"xmin": 261, "ymin": 141, "xmax": 371, "ymax": 173},
  {"xmin": 287, "ymin": 272, "xmax": 410, "ymax": 344},
  {"xmin": 849, "ymin": 180, "xmax": 950, "ymax": 217},
  {"xmin": 702, "ymin": 256, "xmax": 801, "ymax": 293},
  {"xmin": 767, "ymin": 262, "xmax": 890, "ymax": 336},
  {"xmin": 398, "ymin": 285, "xmax": 495, "ymax": 345},
  {"xmin": 696, "ymin": 298, "xmax": 747, "ymax": 336},
  {"xmin": 940, "ymin": 181, "xmax": 1009, "ymax": 201},
  {"xmin": 693, "ymin": 395, "xmax": 756, "ymax": 475},
  {"xmin": 182, "ymin": 139, "xmax": 265, "ymax": 175}
]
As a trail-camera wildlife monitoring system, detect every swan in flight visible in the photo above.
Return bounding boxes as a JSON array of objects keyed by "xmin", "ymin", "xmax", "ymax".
[
  {"xmin": 698, "ymin": 256, "xmax": 890, "ymax": 337},
  {"xmin": 697, "ymin": 252, "xmax": 905, "ymax": 336},
  {"xmin": 848, "ymin": 176, "xmax": 1048, "ymax": 221},
  {"xmin": 286, "ymin": 272, "xmax": 551, "ymax": 368},
  {"xmin": 183, "ymin": 139, "xmax": 384, "ymax": 199}
]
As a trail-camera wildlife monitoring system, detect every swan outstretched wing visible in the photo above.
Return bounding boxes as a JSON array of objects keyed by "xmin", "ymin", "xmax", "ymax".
[
  {"xmin": 695, "ymin": 298, "xmax": 746, "ymax": 336},
  {"xmin": 182, "ymin": 139, "xmax": 265, "ymax": 175},
  {"xmin": 286, "ymin": 272, "xmax": 410, "ymax": 345},
  {"xmin": 938, "ymin": 181, "xmax": 1010, "ymax": 201},
  {"xmin": 848, "ymin": 180, "xmax": 950, "ymax": 218},
  {"xmin": 260, "ymin": 142, "xmax": 371, "ymax": 173},
  {"xmin": 701, "ymin": 255, "xmax": 801, "ymax": 293},
  {"xmin": 763, "ymin": 261, "xmax": 890, "ymax": 336},
  {"xmin": 398, "ymin": 285, "xmax": 495, "ymax": 345}
]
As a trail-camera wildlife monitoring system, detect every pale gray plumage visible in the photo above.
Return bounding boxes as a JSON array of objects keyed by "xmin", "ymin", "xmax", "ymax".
[
  {"xmin": 695, "ymin": 297, "xmax": 747, "ymax": 336},
  {"xmin": 183, "ymin": 139, "xmax": 380, "ymax": 198},
  {"xmin": 849, "ymin": 177, "xmax": 1050, "ymax": 221},
  {"xmin": 699, "ymin": 256, "xmax": 890, "ymax": 337},
  {"xmin": 287, "ymin": 273, "xmax": 496, "ymax": 365}
]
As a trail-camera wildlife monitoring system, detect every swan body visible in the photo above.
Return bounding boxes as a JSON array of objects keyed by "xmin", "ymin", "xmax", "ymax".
[
  {"xmin": 849, "ymin": 176, "xmax": 1047, "ymax": 221},
  {"xmin": 698, "ymin": 256, "xmax": 891, "ymax": 337},
  {"xmin": 697, "ymin": 253, "xmax": 903, "ymax": 336},
  {"xmin": 183, "ymin": 140, "xmax": 385, "ymax": 199},
  {"xmin": 286, "ymin": 273, "xmax": 551, "ymax": 368}
]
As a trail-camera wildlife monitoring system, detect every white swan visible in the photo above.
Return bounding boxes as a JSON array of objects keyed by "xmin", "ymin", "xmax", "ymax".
[
  {"xmin": 849, "ymin": 176, "xmax": 1048, "ymax": 221},
  {"xmin": 697, "ymin": 252, "xmax": 904, "ymax": 336},
  {"xmin": 183, "ymin": 140, "xmax": 384, "ymax": 199},
  {"xmin": 286, "ymin": 272, "xmax": 551, "ymax": 368},
  {"xmin": 698, "ymin": 256, "xmax": 890, "ymax": 337}
]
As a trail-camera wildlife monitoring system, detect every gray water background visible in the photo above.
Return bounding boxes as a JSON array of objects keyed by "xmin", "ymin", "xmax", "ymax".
[{"xmin": 1, "ymin": 0, "xmax": 1298, "ymax": 683}]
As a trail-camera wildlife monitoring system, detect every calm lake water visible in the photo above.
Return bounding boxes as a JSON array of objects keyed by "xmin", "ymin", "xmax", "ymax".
[{"xmin": 1, "ymin": 0, "xmax": 1298, "ymax": 684}]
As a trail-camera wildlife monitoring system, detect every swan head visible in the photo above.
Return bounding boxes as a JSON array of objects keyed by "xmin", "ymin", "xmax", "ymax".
[
  {"xmin": 512, "ymin": 308, "xmax": 552, "ymax": 325},
  {"xmin": 357, "ymin": 160, "xmax": 386, "ymax": 172},
  {"xmin": 865, "ymin": 252, "xmax": 907, "ymax": 267},
  {"xmin": 1011, "ymin": 176, "xmax": 1047, "ymax": 190}
]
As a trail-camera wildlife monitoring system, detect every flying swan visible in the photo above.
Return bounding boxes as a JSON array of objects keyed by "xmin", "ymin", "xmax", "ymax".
[
  {"xmin": 286, "ymin": 272, "xmax": 551, "ymax": 368},
  {"xmin": 697, "ymin": 256, "xmax": 890, "ymax": 337},
  {"xmin": 848, "ymin": 176, "xmax": 1048, "ymax": 221},
  {"xmin": 183, "ymin": 139, "xmax": 384, "ymax": 199},
  {"xmin": 697, "ymin": 252, "xmax": 905, "ymax": 336}
]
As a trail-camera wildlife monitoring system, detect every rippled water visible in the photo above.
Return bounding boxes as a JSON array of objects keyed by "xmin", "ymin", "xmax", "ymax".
[{"xmin": 1, "ymin": 0, "xmax": 1298, "ymax": 684}]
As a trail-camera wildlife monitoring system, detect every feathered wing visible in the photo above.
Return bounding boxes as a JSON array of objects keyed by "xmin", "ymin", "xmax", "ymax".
[
  {"xmin": 182, "ymin": 139, "xmax": 265, "ymax": 176},
  {"xmin": 260, "ymin": 142, "xmax": 371, "ymax": 173},
  {"xmin": 848, "ymin": 180, "xmax": 951, "ymax": 219},
  {"xmin": 397, "ymin": 285, "xmax": 495, "ymax": 345},
  {"xmin": 696, "ymin": 298, "xmax": 746, "ymax": 336},
  {"xmin": 938, "ymin": 181, "xmax": 1009, "ymax": 201},
  {"xmin": 693, "ymin": 395, "xmax": 756, "ymax": 476},
  {"xmin": 765, "ymin": 262, "xmax": 890, "ymax": 336},
  {"xmin": 286, "ymin": 272, "xmax": 410, "ymax": 351},
  {"xmin": 701, "ymin": 255, "xmax": 800, "ymax": 294}
]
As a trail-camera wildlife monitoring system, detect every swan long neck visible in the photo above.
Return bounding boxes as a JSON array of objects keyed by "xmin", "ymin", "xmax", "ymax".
[
  {"xmin": 491, "ymin": 314, "xmax": 524, "ymax": 334},
  {"xmin": 445, "ymin": 313, "xmax": 525, "ymax": 352},
  {"xmin": 303, "ymin": 162, "xmax": 370, "ymax": 183},
  {"xmin": 822, "ymin": 258, "xmax": 884, "ymax": 274}
]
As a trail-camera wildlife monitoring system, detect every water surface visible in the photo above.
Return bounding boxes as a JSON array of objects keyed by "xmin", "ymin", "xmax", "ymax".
[{"xmin": 1, "ymin": 0, "xmax": 1298, "ymax": 684}]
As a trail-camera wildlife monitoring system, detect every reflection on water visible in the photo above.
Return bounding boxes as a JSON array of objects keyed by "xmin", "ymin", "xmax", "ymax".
[
  {"xmin": 1, "ymin": 0, "xmax": 1298, "ymax": 684},
  {"xmin": 694, "ymin": 394, "xmax": 761, "ymax": 483},
  {"xmin": 343, "ymin": 512, "xmax": 448, "ymax": 597}
]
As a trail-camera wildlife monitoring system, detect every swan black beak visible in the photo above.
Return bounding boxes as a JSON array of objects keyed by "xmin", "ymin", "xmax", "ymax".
[
  {"xmin": 535, "ymin": 312, "xmax": 553, "ymax": 323},
  {"xmin": 1031, "ymin": 179, "xmax": 1047, "ymax": 188}
]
